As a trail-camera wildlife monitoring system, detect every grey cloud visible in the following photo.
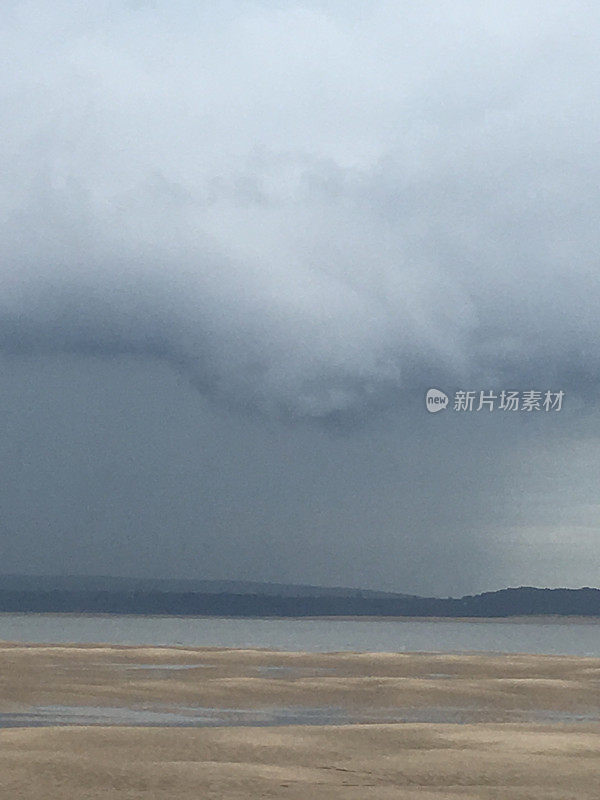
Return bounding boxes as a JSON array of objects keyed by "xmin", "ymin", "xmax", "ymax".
[
  {"xmin": 1, "ymin": 1, "xmax": 599, "ymax": 421},
  {"xmin": 2, "ymin": 1, "xmax": 600, "ymax": 593}
]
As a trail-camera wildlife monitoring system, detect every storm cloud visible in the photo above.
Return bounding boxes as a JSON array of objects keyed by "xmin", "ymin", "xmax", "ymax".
[
  {"xmin": 1, "ymin": 1, "xmax": 599, "ymax": 593},
  {"xmin": 2, "ymin": 0, "xmax": 600, "ymax": 419}
]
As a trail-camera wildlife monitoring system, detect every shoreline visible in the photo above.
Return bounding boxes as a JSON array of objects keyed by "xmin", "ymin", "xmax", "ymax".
[
  {"xmin": 2, "ymin": 610, "xmax": 600, "ymax": 622},
  {"xmin": 2, "ymin": 639, "xmax": 600, "ymax": 659}
]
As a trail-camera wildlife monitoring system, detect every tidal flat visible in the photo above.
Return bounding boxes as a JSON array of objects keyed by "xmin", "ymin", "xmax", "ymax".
[{"xmin": 1, "ymin": 642, "xmax": 600, "ymax": 798}]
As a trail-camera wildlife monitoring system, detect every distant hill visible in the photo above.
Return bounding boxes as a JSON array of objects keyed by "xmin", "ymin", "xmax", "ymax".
[
  {"xmin": 0, "ymin": 574, "xmax": 407, "ymax": 599},
  {"xmin": 0, "ymin": 577, "xmax": 599, "ymax": 617}
]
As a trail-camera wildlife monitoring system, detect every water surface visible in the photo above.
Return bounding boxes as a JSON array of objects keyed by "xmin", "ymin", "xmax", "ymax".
[
  {"xmin": 2, "ymin": 703, "xmax": 598, "ymax": 728},
  {"xmin": 1, "ymin": 613, "xmax": 599, "ymax": 655}
]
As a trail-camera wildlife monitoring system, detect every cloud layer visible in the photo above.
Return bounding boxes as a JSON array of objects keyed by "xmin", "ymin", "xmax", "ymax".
[{"xmin": 2, "ymin": 1, "xmax": 599, "ymax": 418}]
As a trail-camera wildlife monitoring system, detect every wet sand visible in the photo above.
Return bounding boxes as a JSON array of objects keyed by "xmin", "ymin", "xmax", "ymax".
[{"xmin": 1, "ymin": 642, "xmax": 600, "ymax": 797}]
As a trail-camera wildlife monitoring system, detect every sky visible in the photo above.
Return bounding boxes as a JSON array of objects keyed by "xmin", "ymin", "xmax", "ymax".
[{"xmin": 1, "ymin": 0, "xmax": 600, "ymax": 595}]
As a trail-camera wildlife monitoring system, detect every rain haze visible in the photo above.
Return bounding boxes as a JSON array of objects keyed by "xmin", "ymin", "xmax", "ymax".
[{"xmin": 1, "ymin": 0, "xmax": 600, "ymax": 595}]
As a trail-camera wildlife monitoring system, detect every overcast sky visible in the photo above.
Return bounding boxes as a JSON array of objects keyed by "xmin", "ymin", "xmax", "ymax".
[{"xmin": 1, "ymin": 1, "xmax": 599, "ymax": 594}]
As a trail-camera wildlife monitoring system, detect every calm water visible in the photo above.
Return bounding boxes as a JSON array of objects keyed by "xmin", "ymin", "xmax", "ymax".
[
  {"xmin": 1, "ymin": 613, "xmax": 599, "ymax": 655},
  {"xmin": 4, "ymin": 704, "xmax": 594, "ymax": 728}
]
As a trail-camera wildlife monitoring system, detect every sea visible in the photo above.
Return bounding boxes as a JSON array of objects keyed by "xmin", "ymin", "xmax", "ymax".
[{"xmin": 1, "ymin": 613, "xmax": 599, "ymax": 655}]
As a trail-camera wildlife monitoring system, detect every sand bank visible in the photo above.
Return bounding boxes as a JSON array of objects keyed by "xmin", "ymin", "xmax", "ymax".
[
  {"xmin": 1, "ymin": 643, "xmax": 599, "ymax": 797},
  {"xmin": 2, "ymin": 722, "xmax": 600, "ymax": 799}
]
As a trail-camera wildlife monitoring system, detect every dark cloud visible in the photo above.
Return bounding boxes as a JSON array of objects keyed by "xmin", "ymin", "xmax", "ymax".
[
  {"xmin": 1, "ymin": 1, "xmax": 599, "ymax": 591},
  {"xmin": 1, "ymin": 1, "xmax": 599, "ymax": 421}
]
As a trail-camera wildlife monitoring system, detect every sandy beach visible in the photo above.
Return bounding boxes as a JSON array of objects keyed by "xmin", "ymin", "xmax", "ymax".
[{"xmin": 1, "ymin": 643, "xmax": 600, "ymax": 798}]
